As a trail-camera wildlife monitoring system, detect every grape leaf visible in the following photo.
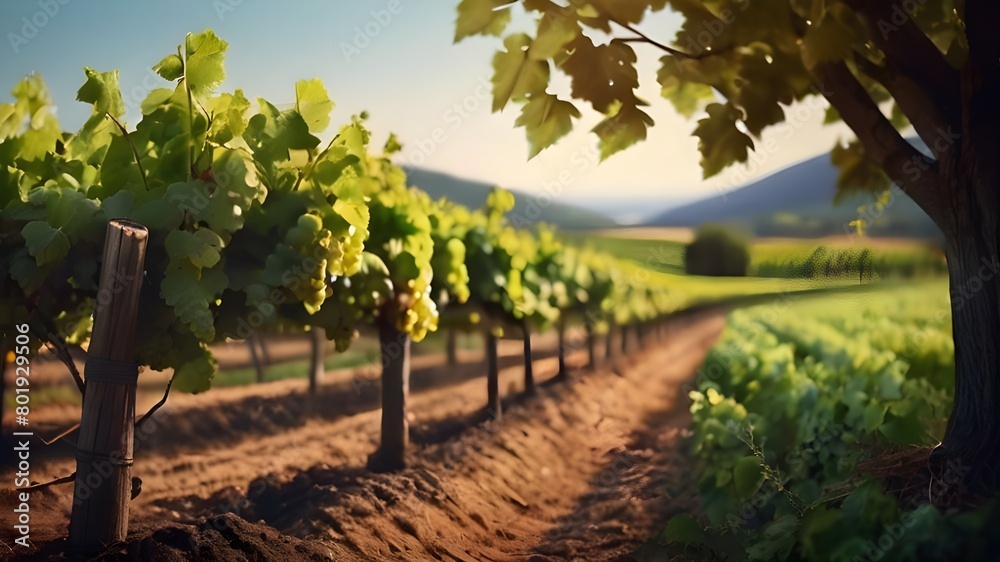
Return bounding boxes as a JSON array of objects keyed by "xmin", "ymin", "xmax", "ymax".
[
  {"xmin": 560, "ymin": 37, "xmax": 639, "ymax": 113},
  {"xmin": 153, "ymin": 54, "xmax": 184, "ymax": 81},
  {"xmin": 491, "ymin": 34, "xmax": 550, "ymax": 112},
  {"xmin": 76, "ymin": 67, "xmax": 126, "ymax": 118},
  {"xmin": 662, "ymin": 514, "xmax": 703, "ymax": 545},
  {"xmin": 295, "ymin": 78, "xmax": 334, "ymax": 134},
  {"xmin": 733, "ymin": 456, "xmax": 764, "ymax": 497},
  {"xmin": 514, "ymin": 93, "xmax": 581, "ymax": 158},
  {"xmin": 184, "ymin": 29, "xmax": 228, "ymax": 95},
  {"xmin": 801, "ymin": 5, "xmax": 858, "ymax": 69},
  {"xmin": 693, "ymin": 102, "xmax": 754, "ymax": 178},
  {"xmin": 161, "ymin": 261, "xmax": 228, "ymax": 341},
  {"xmin": 592, "ymin": 102, "xmax": 654, "ymax": 161},
  {"xmin": 455, "ymin": 0, "xmax": 512, "ymax": 42},
  {"xmin": 165, "ymin": 228, "xmax": 225, "ymax": 270},
  {"xmin": 171, "ymin": 348, "xmax": 216, "ymax": 393},
  {"xmin": 21, "ymin": 220, "xmax": 70, "ymax": 266},
  {"xmin": 530, "ymin": 12, "xmax": 580, "ymax": 60}
]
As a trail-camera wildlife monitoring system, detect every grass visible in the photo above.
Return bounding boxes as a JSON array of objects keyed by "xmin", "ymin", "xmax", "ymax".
[{"xmin": 570, "ymin": 232, "xmax": 946, "ymax": 280}]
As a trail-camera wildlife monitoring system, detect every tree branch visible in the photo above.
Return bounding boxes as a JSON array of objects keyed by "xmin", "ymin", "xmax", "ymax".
[
  {"xmin": 21, "ymin": 472, "xmax": 75, "ymax": 492},
  {"xmin": 42, "ymin": 331, "xmax": 85, "ymax": 395},
  {"xmin": 845, "ymin": 0, "xmax": 961, "ymax": 126},
  {"xmin": 106, "ymin": 113, "xmax": 150, "ymax": 192},
  {"xmin": 611, "ymin": 23, "xmax": 721, "ymax": 60},
  {"xmin": 851, "ymin": 52, "xmax": 953, "ymax": 158},
  {"xmin": 810, "ymin": 60, "xmax": 945, "ymax": 223},
  {"xmin": 135, "ymin": 375, "xmax": 173, "ymax": 429}
]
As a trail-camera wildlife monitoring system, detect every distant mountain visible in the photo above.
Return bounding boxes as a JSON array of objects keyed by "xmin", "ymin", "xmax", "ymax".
[
  {"xmin": 647, "ymin": 150, "xmax": 942, "ymax": 239},
  {"xmin": 564, "ymin": 196, "xmax": 701, "ymax": 225},
  {"xmin": 405, "ymin": 168, "xmax": 617, "ymax": 230}
]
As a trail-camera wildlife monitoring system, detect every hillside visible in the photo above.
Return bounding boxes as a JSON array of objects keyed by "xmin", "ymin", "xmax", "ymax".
[
  {"xmin": 647, "ymin": 151, "xmax": 942, "ymax": 239},
  {"xmin": 406, "ymin": 168, "xmax": 617, "ymax": 230}
]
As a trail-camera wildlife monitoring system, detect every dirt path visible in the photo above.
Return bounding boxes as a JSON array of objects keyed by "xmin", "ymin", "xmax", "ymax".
[{"xmin": 4, "ymin": 310, "xmax": 725, "ymax": 560}]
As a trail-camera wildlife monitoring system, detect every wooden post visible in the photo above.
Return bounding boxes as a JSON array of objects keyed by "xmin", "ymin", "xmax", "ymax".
[
  {"xmin": 556, "ymin": 319, "xmax": 567, "ymax": 381},
  {"xmin": 446, "ymin": 329, "xmax": 458, "ymax": 365},
  {"xmin": 369, "ymin": 320, "xmax": 410, "ymax": 471},
  {"xmin": 522, "ymin": 320, "xmax": 534, "ymax": 394},
  {"xmin": 486, "ymin": 329, "xmax": 501, "ymax": 419},
  {"xmin": 308, "ymin": 327, "xmax": 325, "ymax": 395},
  {"xmin": 69, "ymin": 220, "xmax": 148, "ymax": 551}
]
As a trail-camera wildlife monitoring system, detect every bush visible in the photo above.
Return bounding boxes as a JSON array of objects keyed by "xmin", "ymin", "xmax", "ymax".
[{"xmin": 685, "ymin": 226, "xmax": 750, "ymax": 276}]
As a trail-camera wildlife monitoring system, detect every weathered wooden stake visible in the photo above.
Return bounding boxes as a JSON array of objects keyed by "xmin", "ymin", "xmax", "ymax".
[
  {"xmin": 308, "ymin": 327, "xmax": 325, "ymax": 395},
  {"xmin": 69, "ymin": 219, "xmax": 148, "ymax": 552},
  {"xmin": 486, "ymin": 330, "xmax": 501, "ymax": 419},
  {"xmin": 522, "ymin": 320, "xmax": 534, "ymax": 394}
]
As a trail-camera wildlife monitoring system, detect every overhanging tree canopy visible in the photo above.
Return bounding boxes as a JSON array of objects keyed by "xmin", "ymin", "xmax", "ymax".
[{"xmin": 456, "ymin": 0, "xmax": 1000, "ymax": 488}]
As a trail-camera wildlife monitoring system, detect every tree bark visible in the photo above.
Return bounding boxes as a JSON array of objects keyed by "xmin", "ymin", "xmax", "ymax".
[
  {"xmin": 606, "ymin": 322, "xmax": 616, "ymax": 361},
  {"xmin": 257, "ymin": 335, "xmax": 272, "ymax": 365},
  {"xmin": 485, "ymin": 330, "xmax": 501, "ymax": 419},
  {"xmin": 621, "ymin": 324, "xmax": 629, "ymax": 355},
  {"xmin": 556, "ymin": 320, "xmax": 567, "ymax": 381},
  {"xmin": 70, "ymin": 220, "xmax": 147, "ymax": 552},
  {"xmin": 521, "ymin": 321, "xmax": 534, "ymax": 394},
  {"xmin": 446, "ymin": 329, "xmax": 458, "ymax": 366},
  {"xmin": 368, "ymin": 321, "xmax": 411, "ymax": 472},
  {"xmin": 934, "ymin": 204, "xmax": 1000, "ymax": 483},
  {"xmin": 248, "ymin": 336, "xmax": 265, "ymax": 383},
  {"xmin": 308, "ymin": 328, "xmax": 325, "ymax": 395},
  {"xmin": 586, "ymin": 319, "xmax": 597, "ymax": 369}
]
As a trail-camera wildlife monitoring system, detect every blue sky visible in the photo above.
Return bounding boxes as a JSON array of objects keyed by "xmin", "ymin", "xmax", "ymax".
[{"xmin": 0, "ymin": 0, "xmax": 852, "ymax": 206}]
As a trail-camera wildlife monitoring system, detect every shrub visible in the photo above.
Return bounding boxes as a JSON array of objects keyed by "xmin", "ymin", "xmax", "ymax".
[{"xmin": 685, "ymin": 226, "xmax": 750, "ymax": 276}]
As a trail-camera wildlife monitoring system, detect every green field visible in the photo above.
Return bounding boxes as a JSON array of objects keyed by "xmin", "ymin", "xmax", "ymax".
[
  {"xmin": 572, "ymin": 233, "xmax": 947, "ymax": 280},
  {"xmin": 661, "ymin": 280, "xmax": 979, "ymax": 561}
]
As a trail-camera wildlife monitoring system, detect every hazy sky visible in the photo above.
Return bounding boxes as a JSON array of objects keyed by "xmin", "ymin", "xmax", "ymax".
[{"xmin": 0, "ymin": 0, "xmax": 855, "ymax": 203}]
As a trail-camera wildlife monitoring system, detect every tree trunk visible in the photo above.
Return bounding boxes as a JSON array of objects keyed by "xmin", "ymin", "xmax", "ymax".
[
  {"xmin": 636, "ymin": 323, "xmax": 645, "ymax": 349},
  {"xmin": 585, "ymin": 322, "xmax": 596, "ymax": 369},
  {"xmin": 70, "ymin": 220, "xmax": 147, "ymax": 551},
  {"xmin": 368, "ymin": 321, "xmax": 411, "ymax": 472},
  {"xmin": 446, "ymin": 329, "xmax": 458, "ymax": 365},
  {"xmin": 605, "ymin": 322, "xmax": 614, "ymax": 361},
  {"xmin": 522, "ymin": 321, "xmax": 534, "ymax": 394},
  {"xmin": 308, "ymin": 328, "xmax": 325, "ymax": 395},
  {"xmin": 621, "ymin": 324, "xmax": 629, "ymax": 355},
  {"xmin": 486, "ymin": 330, "xmax": 501, "ymax": 419},
  {"xmin": 248, "ymin": 336, "xmax": 265, "ymax": 383},
  {"xmin": 934, "ymin": 221, "xmax": 1000, "ymax": 484},
  {"xmin": 556, "ymin": 319, "xmax": 567, "ymax": 381},
  {"xmin": 257, "ymin": 335, "xmax": 272, "ymax": 365}
]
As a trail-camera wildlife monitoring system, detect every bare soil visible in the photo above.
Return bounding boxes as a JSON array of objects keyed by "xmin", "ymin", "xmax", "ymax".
[{"xmin": 0, "ymin": 310, "xmax": 725, "ymax": 561}]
